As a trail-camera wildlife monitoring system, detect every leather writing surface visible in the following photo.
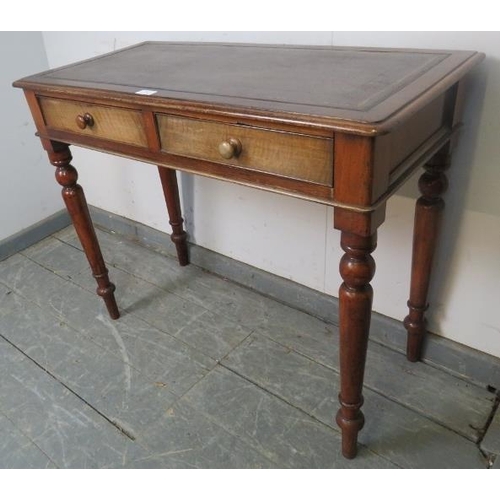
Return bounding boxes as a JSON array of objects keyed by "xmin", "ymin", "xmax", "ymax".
[
  {"xmin": 19, "ymin": 42, "xmax": 479, "ymax": 125},
  {"xmin": 44, "ymin": 44, "xmax": 445, "ymax": 110}
]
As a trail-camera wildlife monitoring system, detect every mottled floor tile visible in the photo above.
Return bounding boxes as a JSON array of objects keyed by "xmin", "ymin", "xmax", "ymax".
[
  {"xmin": 0, "ymin": 254, "xmax": 215, "ymax": 397},
  {"xmin": 87, "ymin": 313, "xmax": 215, "ymax": 396},
  {"xmin": 167, "ymin": 310, "xmax": 252, "ymax": 361},
  {"xmin": 0, "ymin": 337, "xmax": 139, "ymax": 468},
  {"xmin": 223, "ymin": 334, "xmax": 334, "ymax": 414},
  {"xmin": 52, "ymin": 225, "xmax": 88, "ymax": 254},
  {"xmin": 131, "ymin": 297, "xmax": 253, "ymax": 361},
  {"xmin": 481, "ymin": 404, "xmax": 500, "ymax": 455},
  {"xmin": 364, "ymin": 342, "xmax": 495, "ymax": 442},
  {"xmin": 223, "ymin": 333, "xmax": 487, "ymax": 468},
  {"xmin": 0, "ymin": 288, "xmax": 178, "ymax": 437},
  {"xmin": 0, "ymin": 412, "xmax": 56, "ymax": 468},
  {"xmin": 183, "ymin": 366, "xmax": 396, "ymax": 468},
  {"xmin": 21, "ymin": 235, "xmax": 89, "ymax": 279},
  {"xmin": 0, "ymin": 253, "xmax": 98, "ymax": 320},
  {"xmin": 72, "ymin": 265, "xmax": 252, "ymax": 360},
  {"xmin": 136, "ymin": 400, "xmax": 277, "ymax": 468}
]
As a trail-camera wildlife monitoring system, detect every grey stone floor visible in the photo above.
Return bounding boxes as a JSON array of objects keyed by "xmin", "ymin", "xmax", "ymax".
[{"xmin": 0, "ymin": 226, "xmax": 498, "ymax": 468}]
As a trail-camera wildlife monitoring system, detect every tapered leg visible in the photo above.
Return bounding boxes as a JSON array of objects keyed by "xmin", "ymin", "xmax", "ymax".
[
  {"xmin": 48, "ymin": 143, "xmax": 119, "ymax": 319},
  {"xmin": 158, "ymin": 167, "xmax": 189, "ymax": 266},
  {"xmin": 336, "ymin": 231, "xmax": 377, "ymax": 459},
  {"xmin": 404, "ymin": 151, "xmax": 449, "ymax": 362}
]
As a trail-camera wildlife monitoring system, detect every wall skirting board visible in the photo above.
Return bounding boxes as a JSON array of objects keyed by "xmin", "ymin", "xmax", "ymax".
[
  {"xmin": 0, "ymin": 210, "xmax": 70, "ymax": 262},
  {"xmin": 1, "ymin": 205, "xmax": 498, "ymax": 390}
]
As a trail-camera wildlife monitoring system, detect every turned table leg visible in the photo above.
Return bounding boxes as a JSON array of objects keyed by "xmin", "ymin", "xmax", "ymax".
[
  {"xmin": 404, "ymin": 151, "xmax": 449, "ymax": 362},
  {"xmin": 336, "ymin": 231, "xmax": 377, "ymax": 459},
  {"xmin": 158, "ymin": 167, "xmax": 189, "ymax": 266},
  {"xmin": 48, "ymin": 143, "xmax": 119, "ymax": 319}
]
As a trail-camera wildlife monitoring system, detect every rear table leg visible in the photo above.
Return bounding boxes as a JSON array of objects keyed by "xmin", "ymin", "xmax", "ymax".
[
  {"xmin": 404, "ymin": 150, "xmax": 450, "ymax": 361},
  {"xmin": 158, "ymin": 166, "xmax": 189, "ymax": 266}
]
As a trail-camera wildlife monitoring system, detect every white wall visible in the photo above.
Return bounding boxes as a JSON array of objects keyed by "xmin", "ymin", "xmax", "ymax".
[
  {"xmin": 0, "ymin": 32, "xmax": 63, "ymax": 241},
  {"xmin": 41, "ymin": 32, "xmax": 500, "ymax": 359}
]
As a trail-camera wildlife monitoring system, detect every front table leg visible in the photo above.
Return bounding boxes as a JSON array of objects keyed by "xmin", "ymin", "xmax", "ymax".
[
  {"xmin": 404, "ymin": 151, "xmax": 449, "ymax": 361},
  {"xmin": 336, "ymin": 231, "xmax": 377, "ymax": 459},
  {"xmin": 48, "ymin": 143, "xmax": 119, "ymax": 319}
]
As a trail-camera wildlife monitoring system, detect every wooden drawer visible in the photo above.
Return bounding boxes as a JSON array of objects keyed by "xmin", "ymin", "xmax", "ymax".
[
  {"xmin": 157, "ymin": 115, "xmax": 333, "ymax": 186},
  {"xmin": 39, "ymin": 97, "xmax": 148, "ymax": 148}
]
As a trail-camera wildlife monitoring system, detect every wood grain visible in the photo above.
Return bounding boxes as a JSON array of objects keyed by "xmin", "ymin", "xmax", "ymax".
[
  {"xmin": 158, "ymin": 167, "xmax": 189, "ymax": 266},
  {"xmin": 405, "ymin": 150, "xmax": 450, "ymax": 362},
  {"xmin": 158, "ymin": 115, "xmax": 334, "ymax": 186},
  {"xmin": 39, "ymin": 97, "xmax": 148, "ymax": 147},
  {"xmin": 48, "ymin": 142, "xmax": 119, "ymax": 320},
  {"xmin": 336, "ymin": 231, "xmax": 377, "ymax": 458}
]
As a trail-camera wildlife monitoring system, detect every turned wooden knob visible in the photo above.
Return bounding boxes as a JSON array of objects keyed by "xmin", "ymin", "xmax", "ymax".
[
  {"xmin": 76, "ymin": 113, "xmax": 94, "ymax": 130},
  {"xmin": 218, "ymin": 138, "xmax": 242, "ymax": 159}
]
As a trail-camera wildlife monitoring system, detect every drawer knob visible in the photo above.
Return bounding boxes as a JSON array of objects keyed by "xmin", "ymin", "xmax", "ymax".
[
  {"xmin": 218, "ymin": 138, "xmax": 242, "ymax": 159},
  {"xmin": 76, "ymin": 113, "xmax": 95, "ymax": 130}
]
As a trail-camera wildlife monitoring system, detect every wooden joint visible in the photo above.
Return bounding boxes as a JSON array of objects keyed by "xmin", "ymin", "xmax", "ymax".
[
  {"xmin": 96, "ymin": 282, "xmax": 116, "ymax": 298},
  {"xmin": 425, "ymin": 150, "xmax": 452, "ymax": 171},
  {"xmin": 339, "ymin": 232, "xmax": 377, "ymax": 289},
  {"xmin": 336, "ymin": 407, "xmax": 365, "ymax": 430},
  {"xmin": 50, "ymin": 145, "xmax": 78, "ymax": 190},
  {"xmin": 418, "ymin": 170, "xmax": 448, "ymax": 201},
  {"xmin": 93, "ymin": 271, "xmax": 110, "ymax": 280},
  {"xmin": 48, "ymin": 144, "xmax": 72, "ymax": 167},
  {"xmin": 407, "ymin": 300, "xmax": 429, "ymax": 313},
  {"xmin": 337, "ymin": 394, "xmax": 364, "ymax": 412},
  {"xmin": 170, "ymin": 231, "xmax": 187, "ymax": 244}
]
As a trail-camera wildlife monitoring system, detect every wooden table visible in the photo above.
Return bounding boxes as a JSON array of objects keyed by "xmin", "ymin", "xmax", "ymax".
[{"xmin": 14, "ymin": 42, "xmax": 484, "ymax": 459}]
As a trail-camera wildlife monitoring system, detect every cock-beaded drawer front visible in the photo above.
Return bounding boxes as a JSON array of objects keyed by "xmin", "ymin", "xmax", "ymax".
[
  {"xmin": 39, "ymin": 97, "xmax": 148, "ymax": 148},
  {"xmin": 157, "ymin": 114, "xmax": 334, "ymax": 186}
]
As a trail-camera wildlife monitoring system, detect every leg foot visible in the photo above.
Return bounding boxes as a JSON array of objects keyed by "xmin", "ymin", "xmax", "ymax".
[
  {"xmin": 158, "ymin": 167, "xmax": 189, "ymax": 266},
  {"xmin": 49, "ymin": 143, "xmax": 119, "ymax": 319},
  {"xmin": 337, "ymin": 231, "xmax": 377, "ymax": 459},
  {"xmin": 336, "ymin": 397, "xmax": 365, "ymax": 459},
  {"xmin": 94, "ymin": 273, "xmax": 119, "ymax": 320},
  {"xmin": 404, "ymin": 151, "xmax": 449, "ymax": 361}
]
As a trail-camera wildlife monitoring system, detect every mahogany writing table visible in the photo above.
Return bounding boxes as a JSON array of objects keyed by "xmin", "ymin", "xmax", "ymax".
[{"xmin": 14, "ymin": 42, "xmax": 484, "ymax": 459}]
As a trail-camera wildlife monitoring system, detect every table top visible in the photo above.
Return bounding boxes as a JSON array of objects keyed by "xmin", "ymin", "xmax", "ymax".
[{"xmin": 14, "ymin": 42, "xmax": 484, "ymax": 134}]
